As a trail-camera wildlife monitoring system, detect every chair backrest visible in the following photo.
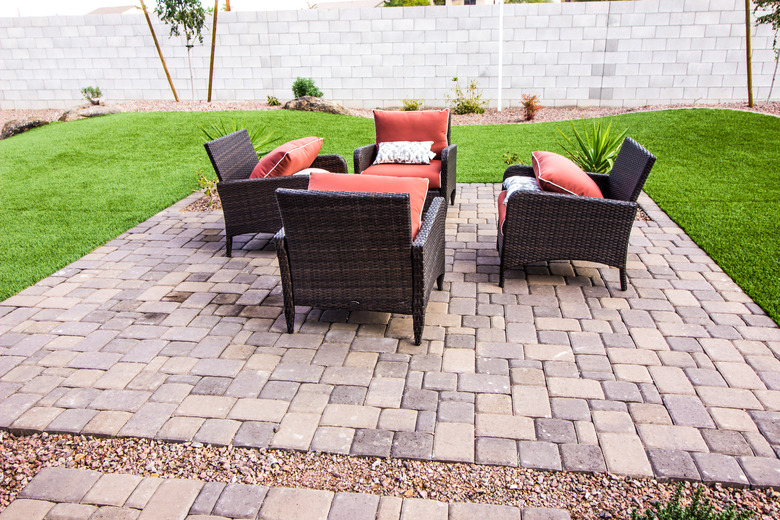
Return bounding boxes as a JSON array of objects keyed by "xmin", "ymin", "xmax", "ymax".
[
  {"xmin": 373, "ymin": 110, "xmax": 452, "ymax": 158},
  {"xmin": 203, "ymin": 129, "xmax": 259, "ymax": 182},
  {"xmin": 276, "ymin": 189, "xmax": 414, "ymax": 304},
  {"xmin": 607, "ymin": 137, "xmax": 657, "ymax": 202}
]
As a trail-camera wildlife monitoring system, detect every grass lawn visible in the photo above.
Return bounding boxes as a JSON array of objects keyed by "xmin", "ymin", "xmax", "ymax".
[{"xmin": 1, "ymin": 108, "xmax": 778, "ymax": 323}]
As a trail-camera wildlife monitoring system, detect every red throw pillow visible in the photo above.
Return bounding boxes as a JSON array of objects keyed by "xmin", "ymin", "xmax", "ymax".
[
  {"xmin": 531, "ymin": 151, "xmax": 604, "ymax": 198},
  {"xmin": 308, "ymin": 172, "xmax": 429, "ymax": 238},
  {"xmin": 374, "ymin": 110, "xmax": 449, "ymax": 158},
  {"xmin": 249, "ymin": 137, "xmax": 323, "ymax": 179}
]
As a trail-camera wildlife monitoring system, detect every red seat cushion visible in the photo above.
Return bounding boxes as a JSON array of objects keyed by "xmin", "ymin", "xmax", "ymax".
[
  {"xmin": 361, "ymin": 161, "xmax": 442, "ymax": 189},
  {"xmin": 531, "ymin": 151, "xmax": 603, "ymax": 198},
  {"xmin": 374, "ymin": 110, "xmax": 449, "ymax": 158},
  {"xmin": 249, "ymin": 136, "xmax": 323, "ymax": 179},
  {"xmin": 308, "ymin": 172, "xmax": 429, "ymax": 238},
  {"xmin": 497, "ymin": 190, "xmax": 508, "ymax": 234}
]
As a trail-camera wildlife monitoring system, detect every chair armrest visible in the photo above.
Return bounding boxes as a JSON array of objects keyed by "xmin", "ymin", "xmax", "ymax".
[
  {"xmin": 353, "ymin": 144, "xmax": 377, "ymax": 174},
  {"xmin": 440, "ymin": 144, "xmax": 457, "ymax": 193},
  {"xmin": 312, "ymin": 154, "xmax": 348, "ymax": 174},
  {"xmin": 505, "ymin": 190, "xmax": 638, "ymax": 231},
  {"xmin": 412, "ymin": 197, "xmax": 446, "ymax": 297},
  {"xmin": 217, "ymin": 175, "xmax": 309, "ymax": 205},
  {"xmin": 503, "ymin": 164, "xmax": 535, "ymax": 182}
]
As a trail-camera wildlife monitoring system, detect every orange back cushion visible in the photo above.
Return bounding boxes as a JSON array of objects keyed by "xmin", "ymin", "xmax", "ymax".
[
  {"xmin": 531, "ymin": 151, "xmax": 604, "ymax": 198},
  {"xmin": 250, "ymin": 136, "xmax": 323, "ymax": 179},
  {"xmin": 374, "ymin": 110, "xmax": 449, "ymax": 158},
  {"xmin": 308, "ymin": 172, "xmax": 429, "ymax": 238}
]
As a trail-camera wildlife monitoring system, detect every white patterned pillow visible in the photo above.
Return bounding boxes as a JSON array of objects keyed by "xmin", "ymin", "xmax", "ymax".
[
  {"xmin": 373, "ymin": 141, "xmax": 435, "ymax": 165},
  {"xmin": 502, "ymin": 175, "xmax": 542, "ymax": 204}
]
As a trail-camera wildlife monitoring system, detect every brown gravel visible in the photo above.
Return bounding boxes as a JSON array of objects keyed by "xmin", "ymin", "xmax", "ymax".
[
  {"xmin": 3, "ymin": 99, "xmax": 778, "ymax": 129},
  {"xmin": 2, "ymin": 431, "xmax": 778, "ymax": 519}
]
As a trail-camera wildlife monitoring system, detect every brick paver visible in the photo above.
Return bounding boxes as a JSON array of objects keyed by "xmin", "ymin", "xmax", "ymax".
[{"xmin": 1, "ymin": 186, "xmax": 779, "ymax": 496}]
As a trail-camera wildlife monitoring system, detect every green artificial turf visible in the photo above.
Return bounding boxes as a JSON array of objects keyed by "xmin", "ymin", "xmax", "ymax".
[
  {"xmin": 0, "ymin": 110, "xmax": 373, "ymax": 302},
  {"xmin": 1, "ymin": 108, "xmax": 778, "ymax": 324}
]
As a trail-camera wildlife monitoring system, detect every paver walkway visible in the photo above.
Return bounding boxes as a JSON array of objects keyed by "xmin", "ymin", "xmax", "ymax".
[
  {"xmin": 1, "ymin": 184, "xmax": 779, "ymax": 498},
  {"xmin": 0, "ymin": 466, "xmax": 570, "ymax": 520}
]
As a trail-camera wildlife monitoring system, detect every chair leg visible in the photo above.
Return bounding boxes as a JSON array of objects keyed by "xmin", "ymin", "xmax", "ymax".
[
  {"xmin": 284, "ymin": 300, "xmax": 295, "ymax": 334},
  {"xmin": 413, "ymin": 311, "xmax": 424, "ymax": 346},
  {"xmin": 450, "ymin": 189, "xmax": 456, "ymax": 205},
  {"xmin": 225, "ymin": 236, "xmax": 233, "ymax": 257},
  {"xmin": 499, "ymin": 265, "xmax": 505, "ymax": 288},
  {"xmin": 620, "ymin": 268, "xmax": 628, "ymax": 291},
  {"xmin": 437, "ymin": 273, "xmax": 444, "ymax": 291}
]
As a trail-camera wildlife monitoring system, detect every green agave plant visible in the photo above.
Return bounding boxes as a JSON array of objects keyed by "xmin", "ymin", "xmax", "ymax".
[
  {"xmin": 198, "ymin": 118, "xmax": 280, "ymax": 156},
  {"xmin": 557, "ymin": 118, "xmax": 628, "ymax": 174}
]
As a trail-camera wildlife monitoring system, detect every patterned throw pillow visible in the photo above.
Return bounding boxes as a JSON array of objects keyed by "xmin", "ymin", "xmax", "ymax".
[
  {"xmin": 502, "ymin": 175, "xmax": 542, "ymax": 204},
  {"xmin": 373, "ymin": 141, "xmax": 435, "ymax": 165}
]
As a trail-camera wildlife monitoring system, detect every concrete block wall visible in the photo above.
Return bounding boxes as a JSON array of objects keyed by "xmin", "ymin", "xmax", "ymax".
[{"xmin": 0, "ymin": 0, "xmax": 776, "ymax": 109}]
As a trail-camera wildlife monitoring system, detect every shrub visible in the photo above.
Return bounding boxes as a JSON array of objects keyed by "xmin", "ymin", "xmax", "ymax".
[
  {"xmin": 198, "ymin": 118, "xmax": 280, "ymax": 156},
  {"xmin": 446, "ymin": 77, "xmax": 488, "ymax": 115},
  {"xmin": 81, "ymin": 86, "xmax": 102, "ymax": 105},
  {"xmin": 292, "ymin": 77, "xmax": 323, "ymax": 98},
  {"xmin": 503, "ymin": 152, "xmax": 522, "ymax": 165},
  {"xmin": 522, "ymin": 93, "xmax": 543, "ymax": 120},
  {"xmin": 267, "ymin": 95, "xmax": 281, "ymax": 106},
  {"xmin": 632, "ymin": 484, "xmax": 754, "ymax": 520},
  {"xmin": 195, "ymin": 170, "xmax": 219, "ymax": 207},
  {"xmin": 557, "ymin": 118, "xmax": 628, "ymax": 173},
  {"xmin": 401, "ymin": 98, "xmax": 423, "ymax": 111}
]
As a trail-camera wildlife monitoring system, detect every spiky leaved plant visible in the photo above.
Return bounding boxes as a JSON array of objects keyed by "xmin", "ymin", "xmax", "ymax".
[{"xmin": 557, "ymin": 118, "xmax": 628, "ymax": 174}]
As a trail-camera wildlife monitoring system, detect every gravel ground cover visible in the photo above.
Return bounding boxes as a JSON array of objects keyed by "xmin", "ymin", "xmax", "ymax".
[
  {"xmin": 2, "ymin": 99, "xmax": 779, "ymax": 129},
  {"xmin": 2, "ymin": 431, "xmax": 778, "ymax": 519}
]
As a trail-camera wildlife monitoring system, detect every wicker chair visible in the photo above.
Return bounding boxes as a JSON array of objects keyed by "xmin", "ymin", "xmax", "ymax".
[
  {"xmin": 203, "ymin": 129, "xmax": 348, "ymax": 256},
  {"xmin": 497, "ymin": 137, "xmax": 656, "ymax": 290},
  {"xmin": 274, "ymin": 190, "xmax": 447, "ymax": 345},
  {"xmin": 353, "ymin": 112, "xmax": 457, "ymax": 206}
]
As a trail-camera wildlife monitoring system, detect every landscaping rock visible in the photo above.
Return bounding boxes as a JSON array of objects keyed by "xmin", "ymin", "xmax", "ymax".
[
  {"xmin": 283, "ymin": 96, "xmax": 352, "ymax": 116},
  {"xmin": 58, "ymin": 105, "xmax": 121, "ymax": 122},
  {"xmin": 0, "ymin": 117, "xmax": 49, "ymax": 139}
]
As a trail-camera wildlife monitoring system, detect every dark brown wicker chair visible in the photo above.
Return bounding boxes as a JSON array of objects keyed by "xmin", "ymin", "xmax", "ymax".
[
  {"xmin": 353, "ymin": 114, "xmax": 457, "ymax": 206},
  {"xmin": 203, "ymin": 129, "xmax": 348, "ymax": 256},
  {"xmin": 497, "ymin": 137, "xmax": 656, "ymax": 291},
  {"xmin": 274, "ymin": 190, "xmax": 447, "ymax": 345}
]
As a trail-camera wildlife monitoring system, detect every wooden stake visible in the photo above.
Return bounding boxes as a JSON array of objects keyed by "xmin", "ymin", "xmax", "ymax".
[
  {"xmin": 208, "ymin": 0, "xmax": 218, "ymax": 102},
  {"xmin": 139, "ymin": 0, "xmax": 179, "ymax": 102},
  {"xmin": 746, "ymin": 0, "xmax": 754, "ymax": 107}
]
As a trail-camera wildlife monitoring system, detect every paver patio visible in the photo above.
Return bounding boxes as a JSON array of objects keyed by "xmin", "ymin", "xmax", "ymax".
[{"xmin": 1, "ymin": 183, "xmax": 779, "ymax": 497}]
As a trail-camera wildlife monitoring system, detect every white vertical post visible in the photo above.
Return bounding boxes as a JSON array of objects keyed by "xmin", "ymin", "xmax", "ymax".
[{"xmin": 497, "ymin": 0, "xmax": 504, "ymax": 112}]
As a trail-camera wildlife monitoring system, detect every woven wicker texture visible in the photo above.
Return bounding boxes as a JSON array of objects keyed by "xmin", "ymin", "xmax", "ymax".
[
  {"xmin": 275, "ymin": 191, "xmax": 446, "ymax": 345},
  {"xmin": 204, "ymin": 129, "xmax": 348, "ymax": 256},
  {"xmin": 498, "ymin": 137, "xmax": 656, "ymax": 291},
  {"xmin": 353, "ymin": 114, "xmax": 457, "ymax": 206}
]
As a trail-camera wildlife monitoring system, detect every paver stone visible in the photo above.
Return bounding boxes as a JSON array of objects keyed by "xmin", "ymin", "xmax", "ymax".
[
  {"xmin": 327, "ymin": 492, "xmax": 380, "ymax": 520},
  {"xmin": 259, "ymin": 487, "xmax": 334, "ymax": 520},
  {"xmin": 212, "ymin": 483, "xmax": 268, "ymax": 519},
  {"xmin": 18, "ymin": 467, "xmax": 101, "ymax": 503}
]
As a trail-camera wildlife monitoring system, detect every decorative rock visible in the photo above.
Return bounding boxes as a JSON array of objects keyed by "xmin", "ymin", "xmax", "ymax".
[
  {"xmin": 58, "ymin": 105, "xmax": 121, "ymax": 122},
  {"xmin": 0, "ymin": 117, "xmax": 49, "ymax": 139},
  {"xmin": 283, "ymin": 96, "xmax": 352, "ymax": 116}
]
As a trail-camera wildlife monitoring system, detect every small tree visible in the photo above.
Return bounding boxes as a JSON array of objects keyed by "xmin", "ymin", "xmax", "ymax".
[
  {"xmin": 754, "ymin": 0, "xmax": 780, "ymax": 101},
  {"xmin": 155, "ymin": 0, "xmax": 207, "ymax": 101}
]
